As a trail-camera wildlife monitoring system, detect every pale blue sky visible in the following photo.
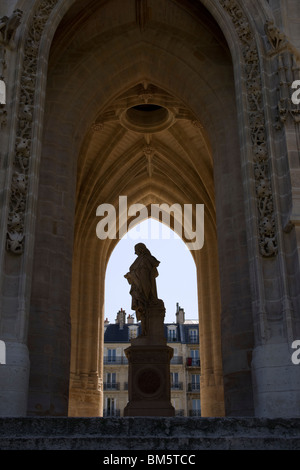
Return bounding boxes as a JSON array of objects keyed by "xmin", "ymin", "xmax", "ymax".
[{"xmin": 105, "ymin": 219, "xmax": 198, "ymax": 324}]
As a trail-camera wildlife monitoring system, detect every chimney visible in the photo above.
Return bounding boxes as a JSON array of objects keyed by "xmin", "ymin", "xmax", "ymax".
[
  {"xmin": 104, "ymin": 318, "xmax": 110, "ymax": 326},
  {"xmin": 176, "ymin": 303, "xmax": 185, "ymax": 324},
  {"xmin": 116, "ymin": 308, "xmax": 126, "ymax": 329},
  {"xmin": 127, "ymin": 314, "xmax": 134, "ymax": 324}
]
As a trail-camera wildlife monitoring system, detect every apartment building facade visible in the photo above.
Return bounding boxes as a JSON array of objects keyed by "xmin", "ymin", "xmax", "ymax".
[{"xmin": 103, "ymin": 305, "xmax": 201, "ymax": 417}]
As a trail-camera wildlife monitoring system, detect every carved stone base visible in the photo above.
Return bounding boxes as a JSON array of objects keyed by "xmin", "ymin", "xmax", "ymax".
[
  {"xmin": 124, "ymin": 344, "xmax": 175, "ymax": 417},
  {"xmin": 137, "ymin": 299, "xmax": 166, "ymax": 342}
]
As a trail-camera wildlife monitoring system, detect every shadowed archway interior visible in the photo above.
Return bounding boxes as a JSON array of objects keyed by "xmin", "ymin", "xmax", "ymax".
[{"xmin": 28, "ymin": 0, "xmax": 254, "ymax": 417}]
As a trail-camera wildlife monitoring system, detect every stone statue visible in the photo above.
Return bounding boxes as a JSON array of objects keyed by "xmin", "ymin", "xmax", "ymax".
[
  {"xmin": 264, "ymin": 19, "xmax": 287, "ymax": 51},
  {"xmin": 0, "ymin": 9, "xmax": 23, "ymax": 81},
  {"xmin": 124, "ymin": 243, "xmax": 161, "ymax": 334},
  {"xmin": 124, "ymin": 243, "xmax": 174, "ymax": 417},
  {"xmin": 0, "ymin": 10, "xmax": 23, "ymax": 48}
]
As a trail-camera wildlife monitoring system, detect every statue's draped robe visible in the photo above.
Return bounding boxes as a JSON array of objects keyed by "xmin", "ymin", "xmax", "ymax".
[{"xmin": 125, "ymin": 251, "xmax": 160, "ymax": 319}]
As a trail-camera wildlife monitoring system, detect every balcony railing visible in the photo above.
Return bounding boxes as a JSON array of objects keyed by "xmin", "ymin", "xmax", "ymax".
[
  {"xmin": 171, "ymin": 382, "xmax": 183, "ymax": 390},
  {"xmin": 175, "ymin": 409, "xmax": 184, "ymax": 417},
  {"xmin": 170, "ymin": 356, "xmax": 183, "ymax": 365},
  {"xmin": 167, "ymin": 336, "xmax": 178, "ymax": 342},
  {"xmin": 103, "ymin": 409, "xmax": 121, "ymax": 417},
  {"xmin": 188, "ymin": 383, "xmax": 200, "ymax": 392},
  {"xmin": 186, "ymin": 358, "xmax": 200, "ymax": 367},
  {"xmin": 188, "ymin": 336, "xmax": 199, "ymax": 344},
  {"xmin": 103, "ymin": 382, "xmax": 120, "ymax": 391},
  {"xmin": 189, "ymin": 409, "xmax": 201, "ymax": 417},
  {"xmin": 103, "ymin": 356, "xmax": 128, "ymax": 365}
]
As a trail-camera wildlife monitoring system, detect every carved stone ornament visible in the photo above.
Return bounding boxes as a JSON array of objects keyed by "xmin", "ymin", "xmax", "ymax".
[
  {"xmin": 276, "ymin": 52, "xmax": 300, "ymax": 126},
  {"xmin": 91, "ymin": 121, "xmax": 104, "ymax": 133},
  {"xmin": 263, "ymin": 18, "xmax": 300, "ymax": 127},
  {"xmin": 264, "ymin": 19, "xmax": 288, "ymax": 52},
  {"xmin": 7, "ymin": 0, "xmax": 278, "ymax": 258},
  {"xmin": 220, "ymin": 0, "xmax": 278, "ymax": 257},
  {"xmin": 143, "ymin": 145, "xmax": 155, "ymax": 177},
  {"xmin": 6, "ymin": 1, "xmax": 58, "ymax": 254},
  {"xmin": 0, "ymin": 10, "xmax": 23, "ymax": 132},
  {"xmin": 0, "ymin": 9, "xmax": 23, "ymax": 48}
]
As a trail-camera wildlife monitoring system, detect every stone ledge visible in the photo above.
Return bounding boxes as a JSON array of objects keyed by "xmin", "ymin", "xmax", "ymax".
[{"xmin": 0, "ymin": 417, "xmax": 299, "ymax": 450}]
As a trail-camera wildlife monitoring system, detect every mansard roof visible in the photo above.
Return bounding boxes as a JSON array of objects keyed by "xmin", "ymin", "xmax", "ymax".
[{"xmin": 104, "ymin": 322, "xmax": 199, "ymax": 344}]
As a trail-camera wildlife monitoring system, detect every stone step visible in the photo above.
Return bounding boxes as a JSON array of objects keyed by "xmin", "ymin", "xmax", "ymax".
[{"xmin": 0, "ymin": 417, "xmax": 299, "ymax": 450}]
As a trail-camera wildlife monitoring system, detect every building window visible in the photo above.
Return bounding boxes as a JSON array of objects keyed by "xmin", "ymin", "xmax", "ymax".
[
  {"xmin": 191, "ymin": 399, "xmax": 201, "ymax": 417},
  {"xmin": 105, "ymin": 397, "xmax": 118, "ymax": 417},
  {"xmin": 105, "ymin": 372, "xmax": 117, "ymax": 390},
  {"xmin": 190, "ymin": 348, "xmax": 200, "ymax": 366},
  {"xmin": 167, "ymin": 326, "xmax": 177, "ymax": 342},
  {"xmin": 189, "ymin": 329, "xmax": 198, "ymax": 343},
  {"xmin": 107, "ymin": 348, "xmax": 116, "ymax": 363},
  {"xmin": 128, "ymin": 326, "xmax": 138, "ymax": 340},
  {"xmin": 189, "ymin": 374, "xmax": 200, "ymax": 391},
  {"xmin": 171, "ymin": 372, "xmax": 180, "ymax": 389}
]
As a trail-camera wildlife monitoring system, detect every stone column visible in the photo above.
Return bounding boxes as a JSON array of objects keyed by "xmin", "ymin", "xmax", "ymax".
[
  {"xmin": 0, "ymin": 6, "xmax": 31, "ymax": 417},
  {"xmin": 0, "ymin": 342, "xmax": 30, "ymax": 416}
]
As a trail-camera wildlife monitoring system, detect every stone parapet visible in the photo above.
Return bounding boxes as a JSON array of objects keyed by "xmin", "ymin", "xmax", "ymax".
[{"xmin": 0, "ymin": 417, "xmax": 299, "ymax": 450}]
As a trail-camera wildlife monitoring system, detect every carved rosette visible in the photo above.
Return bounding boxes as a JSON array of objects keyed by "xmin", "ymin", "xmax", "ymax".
[
  {"xmin": 220, "ymin": 0, "xmax": 278, "ymax": 257},
  {"xmin": 6, "ymin": 0, "xmax": 59, "ymax": 254}
]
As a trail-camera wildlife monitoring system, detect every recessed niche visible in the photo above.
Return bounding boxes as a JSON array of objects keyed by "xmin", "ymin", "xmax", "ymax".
[{"xmin": 120, "ymin": 103, "xmax": 175, "ymax": 133}]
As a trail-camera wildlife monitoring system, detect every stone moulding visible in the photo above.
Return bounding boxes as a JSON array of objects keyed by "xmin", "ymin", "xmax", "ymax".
[
  {"xmin": 264, "ymin": 18, "xmax": 300, "ymax": 127},
  {"xmin": 6, "ymin": 0, "xmax": 278, "ymax": 258},
  {"xmin": 6, "ymin": 0, "xmax": 59, "ymax": 255},
  {"xmin": 220, "ymin": 0, "xmax": 278, "ymax": 257}
]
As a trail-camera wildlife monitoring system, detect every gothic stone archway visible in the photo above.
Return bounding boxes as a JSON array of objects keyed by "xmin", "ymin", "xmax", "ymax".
[
  {"xmin": 28, "ymin": 0, "xmax": 251, "ymax": 418},
  {"xmin": 1, "ymin": 0, "xmax": 300, "ymax": 418}
]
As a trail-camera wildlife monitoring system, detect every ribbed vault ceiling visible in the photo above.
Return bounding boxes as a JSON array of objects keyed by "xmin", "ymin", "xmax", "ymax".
[
  {"xmin": 75, "ymin": 82, "xmax": 215, "ymax": 246},
  {"xmin": 47, "ymin": 0, "xmax": 234, "ymax": 260}
]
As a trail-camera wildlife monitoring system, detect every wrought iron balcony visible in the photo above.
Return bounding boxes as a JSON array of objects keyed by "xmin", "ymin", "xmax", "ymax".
[
  {"xmin": 186, "ymin": 357, "xmax": 200, "ymax": 367},
  {"xmin": 188, "ymin": 383, "xmax": 200, "ymax": 392},
  {"xmin": 170, "ymin": 356, "xmax": 183, "ymax": 365},
  {"xmin": 103, "ymin": 356, "xmax": 128, "ymax": 365},
  {"xmin": 103, "ymin": 409, "xmax": 121, "ymax": 417},
  {"xmin": 103, "ymin": 382, "xmax": 120, "ymax": 391},
  {"xmin": 171, "ymin": 382, "xmax": 183, "ymax": 390},
  {"xmin": 167, "ymin": 336, "xmax": 178, "ymax": 342},
  {"xmin": 189, "ymin": 409, "xmax": 201, "ymax": 417},
  {"xmin": 188, "ymin": 336, "xmax": 199, "ymax": 344}
]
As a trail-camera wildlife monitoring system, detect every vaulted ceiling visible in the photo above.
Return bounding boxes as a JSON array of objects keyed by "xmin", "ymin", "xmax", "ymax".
[
  {"xmin": 46, "ymin": 0, "xmax": 235, "ymax": 262},
  {"xmin": 75, "ymin": 82, "xmax": 214, "ymax": 239}
]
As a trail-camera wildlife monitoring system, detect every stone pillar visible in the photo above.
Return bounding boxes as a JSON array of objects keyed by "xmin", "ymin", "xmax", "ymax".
[
  {"xmin": 68, "ymin": 373, "xmax": 102, "ymax": 417},
  {"xmin": 124, "ymin": 302, "xmax": 175, "ymax": 417},
  {"xmin": 0, "ymin": 342, "xmax": 30, "ymax": 416},
  {"xmin": 252, "ymin": 342, "xmax": 300, "ymax": 417}
]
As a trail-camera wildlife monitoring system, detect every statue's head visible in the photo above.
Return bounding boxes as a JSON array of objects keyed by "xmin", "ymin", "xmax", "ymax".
[{"xmin": 134, "ymin": 243, "xmax": 149, "ymax": 255}]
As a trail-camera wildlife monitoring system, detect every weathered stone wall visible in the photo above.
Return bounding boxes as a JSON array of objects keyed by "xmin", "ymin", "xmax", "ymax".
[{"xmin": 0, "ymin": 417, "xmax": 300, "ymax": 450}]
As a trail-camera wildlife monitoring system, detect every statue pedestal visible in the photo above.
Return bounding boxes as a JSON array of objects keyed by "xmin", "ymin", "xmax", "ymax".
[{"xmin": 124, "ymin": 303, "xmax": 175, "ymax": 417}]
